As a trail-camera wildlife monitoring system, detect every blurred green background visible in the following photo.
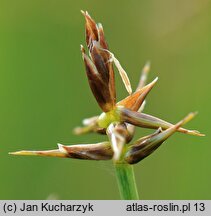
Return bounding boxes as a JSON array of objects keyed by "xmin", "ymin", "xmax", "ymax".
[{"xmin": 0, "ymin": 0, "xmax": 210, "ymax": 199}]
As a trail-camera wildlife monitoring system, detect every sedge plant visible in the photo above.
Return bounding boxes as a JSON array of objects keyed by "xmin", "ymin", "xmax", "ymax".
[{"xmin": 10, "ymin": 11, "xmax": 204, "ymax": 200}]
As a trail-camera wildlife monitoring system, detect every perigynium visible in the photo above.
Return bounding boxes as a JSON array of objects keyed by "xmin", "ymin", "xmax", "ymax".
[{"xmin": 10, "ymin": 11, "xmax": 204, "ymax": 200}]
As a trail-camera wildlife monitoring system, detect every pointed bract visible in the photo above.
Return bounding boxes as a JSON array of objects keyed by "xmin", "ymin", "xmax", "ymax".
[
  {"xmin": 73, "ymin": 116, "xmax": 99, "ymax": 135},
  {"xmin": 137, "ymin": 61, "xmax": 151, "ymax": 90},
  {"xmin": 118, "ymin": 77, "xmax": 158, "ymax": 111},
  {"xmin": 73, "ymin": 115, "xmax": 107, "ymax": 135},
  {"xmin": 122, "ymin": 62, "xmax": 151, "ymax": 139},
  {"xmin": 81, "ymin": 10, "xmax": 99, "ymax": 49},
  {"xmin": 58, "ymin": 142, "xmax": 113, "ymax": 160},
  {"xmin": 118, "ymin": 107, "xmax": 204, "ymax": 136},
  {"xmin": 10, "ymin": 142, "xmax": 113, "ymax": 161},
  {"xmin": 125, "ymin": 112, "xmax": 197, "ymax": 164},
  {"xmin": 97, "ymin": 23, "xmax": 108, "ymax": 50},
  {"xmin": 9, "ymin": 149, "xmax": 67, "ymax": 158}
]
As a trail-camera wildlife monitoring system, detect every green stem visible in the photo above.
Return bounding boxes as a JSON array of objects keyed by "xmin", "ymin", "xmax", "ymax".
[{"xmin": 114, "ymin": 163, "xmax": 139, "ymax": 200}]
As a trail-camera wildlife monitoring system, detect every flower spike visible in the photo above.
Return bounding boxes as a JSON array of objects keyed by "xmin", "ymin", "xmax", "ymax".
[
  {"xmin": 81, "ymin": 12, "xmax": 116, "ymax": 112},
  {"xmin": 10, "ymin": 11, "xmax": 204, "ymax": 172}
]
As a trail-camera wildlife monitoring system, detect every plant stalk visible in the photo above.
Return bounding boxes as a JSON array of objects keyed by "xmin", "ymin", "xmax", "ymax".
[{"xmin": 114, "ymin": 163, "xmax": 139, "ymax": 200}]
